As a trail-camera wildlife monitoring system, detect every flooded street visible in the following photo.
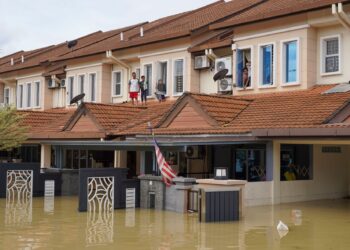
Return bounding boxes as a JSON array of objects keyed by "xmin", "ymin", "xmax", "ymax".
[{"xmin": 0, "ymin": 197, "xmax": 349, "ymax": 249}]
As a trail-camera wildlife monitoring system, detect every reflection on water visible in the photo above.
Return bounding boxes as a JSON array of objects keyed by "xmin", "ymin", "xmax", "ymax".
[
  {"xmin": 0, "ymin": 198, "xmax": 349, "ymax": 249},
  {"xmin": 44, "ymin": 196, "xmax": 54, "ymax": 214},
  {"xmin": 5, "ymin": 170, "xmax": 33, "ymax": 225},
  {"xmin": 86, "ymin": 209, "xmax": 114, "ymax": 246}
]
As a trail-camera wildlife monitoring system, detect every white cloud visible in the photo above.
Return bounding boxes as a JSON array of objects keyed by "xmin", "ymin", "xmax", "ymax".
[{"xmin": 0, "ymin": 0, "xmax": 215, "ymax": 57}]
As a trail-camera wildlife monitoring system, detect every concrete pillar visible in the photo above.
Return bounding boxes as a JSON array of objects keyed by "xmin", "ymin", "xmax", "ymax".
[
  {"xmin": 40, "ymin": 144, "xmax": 51, "ymax": 168},
  {"xmin": 114, "ymin": 150, "xmax": 127, "ymax": 168},
  {"xmin": 272, "ymin": 141, "xmax": 281, "ymax": 204}
]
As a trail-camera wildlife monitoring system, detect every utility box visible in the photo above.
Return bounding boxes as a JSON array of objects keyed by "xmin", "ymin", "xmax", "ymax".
[{"xmin": 199, "ymin": 188, "xmax": 239, "ymax": 222}]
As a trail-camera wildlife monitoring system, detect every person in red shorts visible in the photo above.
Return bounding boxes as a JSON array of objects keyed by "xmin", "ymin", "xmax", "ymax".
[{"xmin": 128, "ymin": 72, "xmax": 140, "ymax": 105}]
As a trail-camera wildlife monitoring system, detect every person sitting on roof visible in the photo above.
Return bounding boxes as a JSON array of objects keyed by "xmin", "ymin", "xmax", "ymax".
[{"xmin": 155, "ymin": 79, "xmax": 166, "ymax": 102}]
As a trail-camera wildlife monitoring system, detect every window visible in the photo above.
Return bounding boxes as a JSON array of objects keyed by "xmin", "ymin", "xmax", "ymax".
[
  {"xmin": 321, "ymin": 36, "xmax": 340, "ymax": 74},
  {"xmin": 260, "ymin": 44, "xmax": 274, "ymax": 86},
  {"xmin": 236, "ymin": 48, "xmax": 252, "ymax": 88},
  {"xmin": 144, "ymin": 64, "xmax": 152, "ymax": 96},
  {"xmin": 157, "ymin": 62, "xmax": 167, "ymax": 94},
  {"xmin": 280, "ymin": 144, "xmax": 313, "ymax": 181},
  {"xmin": 174, "ymin": 59, "xmax": 184, "ymax": 94},
  {"xmin": 89, "ymin": 73, "xmax": 96, "ymax": 102},
  {"xmin": 282, "ymin": 40, "xmax": 298, "ymax": 83},
  {"xmin": 18, "ymin": 85, "xmax": 24, "ymax": 108},
  {"xmin": 34, "ymin": 81, "xmax": 40, "ymax": 107},
  {"xmin": 78, "ymin": 75, "xmax": 85, "ymax": 98},
  {"xmin": 4, "ymin": 88, "xmax": 10, "ymax": 105},
  {"xmin": 235, "ymin": 147, "xmax": 266, "ymax": 182},
  {"xmin": 113, "ymin": 71, "xmax": 122, "ymax": 96},
  {"xmin": 26, "ymin": 83, "xmax": 31, "ymax": 107},
  {"xmin": 135, "ymin": 68, "xmax": 141, "ymax": 79},
  {"xmin": 67, "ymin": 76, "xmax": 74, "ymax": 103}
]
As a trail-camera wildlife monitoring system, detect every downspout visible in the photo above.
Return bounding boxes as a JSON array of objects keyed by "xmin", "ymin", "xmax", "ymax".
[{"xmin": 332, "ymin": 3, "xmax": 350, "ymax": 31}]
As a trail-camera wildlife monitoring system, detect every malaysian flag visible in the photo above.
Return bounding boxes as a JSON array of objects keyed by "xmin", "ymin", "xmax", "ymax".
[{"xmin": 153, "ymin": 139, "xmax": 177, "ymax": 186}]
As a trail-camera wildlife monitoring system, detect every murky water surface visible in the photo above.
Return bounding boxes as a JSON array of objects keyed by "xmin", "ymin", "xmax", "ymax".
[{"xmin": 0, "ymin": 197, "xmax": 349, "ymax": 249}]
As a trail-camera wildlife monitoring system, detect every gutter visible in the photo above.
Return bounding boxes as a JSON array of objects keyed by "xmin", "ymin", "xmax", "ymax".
[
  {"xmin": 253, "ymin": 127, "xmax": 350, "ymax": 137},
  {"xmin": 332, "ymin": 3, "xmax": 350, "ymax": 30}
]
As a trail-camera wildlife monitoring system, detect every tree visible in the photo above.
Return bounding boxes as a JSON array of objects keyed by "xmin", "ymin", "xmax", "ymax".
[{"xmin": 0, "ymin": 106, "xmax": 28, "ymax": 151}]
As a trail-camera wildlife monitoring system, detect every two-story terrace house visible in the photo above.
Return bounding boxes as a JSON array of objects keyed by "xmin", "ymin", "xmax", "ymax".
[{"xmin": 1, "ymin": 0, "xmax": 350, "ymax": 205}]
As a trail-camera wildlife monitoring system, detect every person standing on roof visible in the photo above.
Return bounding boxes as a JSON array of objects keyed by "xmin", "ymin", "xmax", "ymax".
[
  {"xmin": 128, "ymin": 72, "xmax": 140, "ymax": 105},
  {"xmin": 139, "ymin": 75, "xmax": 148, "ymax": 105}
]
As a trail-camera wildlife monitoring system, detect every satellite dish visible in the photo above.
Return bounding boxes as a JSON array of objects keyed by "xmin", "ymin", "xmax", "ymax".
[
  {"xmin": 213, "ymin": 68, "xmax": 229, "ymax": 81},
  {"xmin": 67, "ymin": 40, "xmax": 78, "ymax": 49},
  {"xmin": 70, "ymin": 93, "xmax": 85, "ymax": 105}
]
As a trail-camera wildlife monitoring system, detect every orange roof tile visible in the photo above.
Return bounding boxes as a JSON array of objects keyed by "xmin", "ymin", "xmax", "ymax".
[{"xmin": 211, "ymin": 0, "xmax": 350, "ymax": 29}]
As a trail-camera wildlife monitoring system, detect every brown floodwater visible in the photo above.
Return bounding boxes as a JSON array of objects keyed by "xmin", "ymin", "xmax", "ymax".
[{"xmin": 0, "ymin": 197, "xmax": 349, "ymax": 250}]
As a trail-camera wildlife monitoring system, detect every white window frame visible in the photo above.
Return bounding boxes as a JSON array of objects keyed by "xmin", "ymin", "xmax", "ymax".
[
  {"xmin": 78, "ymin": 74, "xmax": 86, "ymax": 95},
  {"xmin": 320, "ymin": 34, "xmax": 342, "ymax": 76},
  {"xmin": 33, "ymin": 81, "xmax": 41, "ymax": 108},
  {"xmin": 88, "ymin": 72, "xmax": 97, "ymax": 102},
  {"xmin": 142, "ymin": 63, "xmax": 154, "ymax": 97},
  {"xmin": 236, "ymin": 45, "xmax": 254, "ymax": 91},
  {"xmin": 258, "ymin": 42, "xmax": 277, "ymax": 88},
  {"xmin": 4, "ymin": 87, "xmax": 10, "ymax": 105},
  {"xmin": 111, "ymin": 70, "xmax": 123, "ymax": 97},
  {"xmin": 157, "ymin": 60, "xmax": 170, "ymax": 96},
  {"xmin": 67, "ymin": 76, "xmax": 75, "ymax": 105},
  {"xmin": 172, "ymin": 58, "xmax": 186, "ymax": 96},
  {"xmin": 17, "ymin": 84, "xmax": 24, "ymax": 109},
  {"xmin": 280, "ymin": 38, "xmax": 300, "ymax": 86}
]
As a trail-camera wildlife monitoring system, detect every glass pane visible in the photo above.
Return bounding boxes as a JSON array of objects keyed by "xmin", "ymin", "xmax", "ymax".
[
  {"xmin": 69, "ymin": 77, "xmax": 74, "ymax": 101},
  {"xmin": 79, "ymin": 75, "xmax": 85, "ymax": 98},
  {"xmin": 19, "ymin": 85, "xmax": 23, "ymax": 108},
  {"xmin": 262, "ymin": 45, "xmax": 273, "ymax": 85},
  {"xmin": 235, "ymin": 149, "xmax": 247, "ymax": 180},
  {"xmin": 35, "ymin": 82, "xmax": 40, "ymax": 106},
  {"xmin": 158, "ymin": 62, "xmax": 167, "ymax": 93},
  {"xmin": 27, "ymin": 84, "xmax": 31, "ymax": 107},
  {"xmin": 145, "ymin": 65, "xmax": 152, "ymax": 96},
  {"xmin": 285, "ymin": 41, "xmax": 297, "ymax": 83},
  {"xmin": 326, "ymin": 38, "xmax": 338, "ymax": 55},
  {"xmin": 325, "ymin": 56, "xmax": 339, "ymax": 73},
  {"xmin": 174, "ymin": 60, "xmax": 184, "ymax": 93},
  {"xmin": 90, "ymin": 74, "xmax": 96, "ymax": 102}
]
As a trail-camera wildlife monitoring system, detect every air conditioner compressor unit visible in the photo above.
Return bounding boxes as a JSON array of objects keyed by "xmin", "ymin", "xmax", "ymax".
[
  {"xmin": 215, "ymin": 56, "xmax": 232, "ymax": 76},
  {"xmin": 194, "ymin": 55, "xmax": 210, "ymax": 70}
]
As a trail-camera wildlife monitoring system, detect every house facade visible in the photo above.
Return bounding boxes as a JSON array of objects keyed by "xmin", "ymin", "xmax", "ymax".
[{"xmin": 1, "ymin": 0, "xmax": 350, "ymax": 206}]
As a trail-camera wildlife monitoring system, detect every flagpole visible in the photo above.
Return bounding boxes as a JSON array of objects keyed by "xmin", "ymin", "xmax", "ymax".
[{"xmin": 147, "ymin": 122, "xmax": 159, "ymax": 176}]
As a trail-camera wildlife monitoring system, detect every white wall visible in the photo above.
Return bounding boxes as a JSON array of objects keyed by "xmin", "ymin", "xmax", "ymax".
[{"xmin": 245, "ymin": 181, "xmax": 273, "ymax": 206}]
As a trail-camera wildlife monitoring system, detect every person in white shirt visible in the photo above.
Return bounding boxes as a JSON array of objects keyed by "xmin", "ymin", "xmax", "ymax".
[{"xmin": 128, "ymin": 72, "xmax": 140, "ymax": 105}]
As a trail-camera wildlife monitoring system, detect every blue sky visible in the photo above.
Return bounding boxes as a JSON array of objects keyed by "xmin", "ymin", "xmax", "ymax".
[{"xmin": 0, "ymin": 0, "xmax": 215, "ymax": 57}]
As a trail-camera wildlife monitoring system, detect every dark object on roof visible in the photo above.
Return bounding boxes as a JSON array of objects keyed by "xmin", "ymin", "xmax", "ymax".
[
  {"xmin": 70, "ymin": 93, "xmax": 85, "ymax": 105},
  {"xmin": 213, "ymin": 69, "xmax": 229, "ymax": 81},
  {"xmin": 67, "ymin": 40, "xmax": 78, "ymax": 49}
]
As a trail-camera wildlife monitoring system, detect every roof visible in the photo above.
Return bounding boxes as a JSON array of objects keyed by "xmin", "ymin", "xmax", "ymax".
[
  {"xmin": 20, "ymin": 84, "xmax": 350, "ymax": 140},
  {"xmin": 115, "ymin": 85, "xmax": 350, "ymax": 136},
  {"xmin": 0, "ymin": 0, "xmax": 263, "ymax": 72},
  {"xmin": 210, "ymin": 0, "xmax": 350, "ymax": 29}
]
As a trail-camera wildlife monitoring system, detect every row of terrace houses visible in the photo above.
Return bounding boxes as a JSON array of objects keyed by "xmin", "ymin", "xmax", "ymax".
[{"xmin": 1, "ymin": 0, "xmax": 350, "ymax": 205}]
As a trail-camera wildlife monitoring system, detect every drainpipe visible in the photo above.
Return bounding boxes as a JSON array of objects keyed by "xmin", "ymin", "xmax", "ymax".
[{"xmin": 332, "ymin": 3, "xmax": 350, "ymax": 31}]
